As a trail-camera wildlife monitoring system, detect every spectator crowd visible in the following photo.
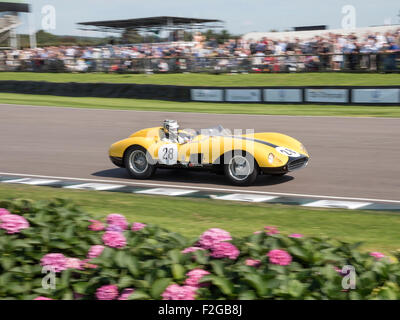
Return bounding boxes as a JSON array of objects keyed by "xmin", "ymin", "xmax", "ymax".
[{"xmin": 0, "ymin": 29, "xmax": 399, "ymax": 73}]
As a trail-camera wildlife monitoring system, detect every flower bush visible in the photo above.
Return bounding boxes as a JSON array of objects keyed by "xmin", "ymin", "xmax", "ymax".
[{"xmin": 1, "ymin": 198, "xmax": 400, "ymax": 300}]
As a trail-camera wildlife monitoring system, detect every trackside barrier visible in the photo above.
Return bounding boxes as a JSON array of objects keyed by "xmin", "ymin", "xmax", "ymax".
[{"xmin": 0, "ymin": 81, "xmax": 399, "ymax": 105}]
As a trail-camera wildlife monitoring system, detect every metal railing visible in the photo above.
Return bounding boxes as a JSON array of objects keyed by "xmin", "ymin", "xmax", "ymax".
[{"xmin": 0, "ymin": 53, "xmax": 398, "ymax": 73}]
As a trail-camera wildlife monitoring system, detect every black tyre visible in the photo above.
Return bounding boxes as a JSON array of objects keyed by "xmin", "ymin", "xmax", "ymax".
[
  {"xmin": 223, "ymin": 151, "xmax": 259, "ymax": 186},
  {"xmin": 124, "ymin": 146, "xmax": 156, "ymax": 179}
]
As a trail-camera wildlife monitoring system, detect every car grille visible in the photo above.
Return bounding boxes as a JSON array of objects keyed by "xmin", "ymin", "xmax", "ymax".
[{"xmin": 288, "ymin": 157, "xmax": 309, "ymax": 171}]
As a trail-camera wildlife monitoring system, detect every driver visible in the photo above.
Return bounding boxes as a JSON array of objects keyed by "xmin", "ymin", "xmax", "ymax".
[{"xmin": 162, "ymin": 119, "xmax": 192, "ymax": 144}]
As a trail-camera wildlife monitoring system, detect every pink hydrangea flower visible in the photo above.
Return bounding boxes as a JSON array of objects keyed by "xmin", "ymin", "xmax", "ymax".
[
  {"xmin": 106, "ymin": 214, "xmax": 128, "ymax": 230},
  {"xmin": 185, "ymin": 269, "xmax": 210, "ymax": 287},
  {"xmin": 265, "ymin": 226, "xmax": 279, "ymax": 235},
  {"xmin": 102, "ymin": 231, "xmax": 127, "ymax": 248},
  {"xmin": 106, "ymin": 225, "xmax": 124, "ymax": 232},
  {"xmin": 0, "ymin": 214, "xmax": 29, "ymax": 234},
  {"xmin": 162, "ymin": 284, "xmax": 197, "ymax": 300},
  {"xmin": 118, "ymin": 288, "xmax": 135, "ymax": 300},
  {"xmin": 198, "ymin": 228, "xmax": 232, "ymax": 249},
  {"xmin": 267, "ymin": 249, "xmax": 292, "ymax": 266},
  {"xmin": 40, "ymin": 253, "xmax": 68, "ymax": 273},
  {"xmin": 96, "ymin": 285, "xmax": 119, "ymax": 300},
  {"xmin": 210, "ymin": 242, "xmax": 240, "ymax": 260},
  {"xmin": 132, "ymin": 222, "xmax": 147, "ymax": 231},
  {"xmin": 88, "ymin": 220, "xmax": 105, "ymax": 231},
  {"xmin": 66, "ymin": 258, "xmax": 83, "ymax": 270},
  {"xmin": 0, "ymin": 208, "xmax": 11, "ymax": 216},
  {"xmin": 34, "ymin": 296, "xmax": 53, "ymax": 300},
  {"xmin": 181, "ymin": 247, "xmax": 206, "ymax": 254},
  {"xmin": 289, "ymin": 233, "xmax": 304, "ymax": 238},
  {"xmin": 245, "ymin": 259, "xmax": 261, "ymax": 267},
  {"xmin": 88, "ymin": 245, "xmax": 105, "ymax": 259},
  {"xmin": 370, "ymin": 252, "xmax": 385, "ymax": 260}
]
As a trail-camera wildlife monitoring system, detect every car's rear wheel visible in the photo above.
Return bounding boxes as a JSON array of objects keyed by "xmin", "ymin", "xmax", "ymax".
[
  {"xmin": 124, "ymin": 146, "xmax": 156, "ymax": 179},
  {"xmin": 223, "ymin": 152, "xmax": 259, "ymax": 186}
]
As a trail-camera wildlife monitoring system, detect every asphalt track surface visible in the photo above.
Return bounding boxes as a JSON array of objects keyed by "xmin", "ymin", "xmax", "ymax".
[{"xmin": 0, "ymin": 104, "xmax": 399, "ymax": 202}]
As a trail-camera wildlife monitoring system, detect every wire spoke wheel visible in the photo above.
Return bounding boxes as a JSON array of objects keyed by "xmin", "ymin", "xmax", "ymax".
[{"xmin": 128, "ymin": 150, "xmax": 149, "ymax": 174}]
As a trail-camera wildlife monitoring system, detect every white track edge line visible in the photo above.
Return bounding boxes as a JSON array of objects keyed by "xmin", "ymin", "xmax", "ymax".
[{"xmin": 0, "ymin": 171, "xmax": 399, "ymax": 204}]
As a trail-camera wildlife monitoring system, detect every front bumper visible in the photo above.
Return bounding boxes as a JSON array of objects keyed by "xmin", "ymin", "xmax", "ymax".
[
  {"xmin": 260, "ymin": 156, "xmax": 309, "ymax": 175},
  {"xmin": 109, "ymin": 156, "xmax": 124, "ymax": 168}
]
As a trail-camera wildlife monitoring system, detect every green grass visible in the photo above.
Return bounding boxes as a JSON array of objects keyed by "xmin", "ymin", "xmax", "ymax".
[
  {"xmin": 1, "ymin": 184, "xmax": 399, "ymax": 254},
  {"xmin": 1, "ymin": 72, "xmax": 399, "ymax": 87},
  {"xmin": 1, "ymin": 93, "xmax": 400, "ymax": 117}
]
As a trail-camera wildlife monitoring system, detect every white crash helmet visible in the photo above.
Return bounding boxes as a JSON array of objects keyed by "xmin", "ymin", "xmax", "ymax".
[{"xmin": 163, "ymin": 119, "xmax": 179, "ymax": 140}]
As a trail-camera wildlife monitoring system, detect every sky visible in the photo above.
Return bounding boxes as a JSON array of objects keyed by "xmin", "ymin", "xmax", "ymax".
[{"xmin": 15, "ymin": 0, "xmax": 400, "ymax": 37}]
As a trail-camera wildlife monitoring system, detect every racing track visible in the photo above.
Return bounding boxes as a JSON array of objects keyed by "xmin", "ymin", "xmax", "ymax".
[{"xmin": 0, "ymin": 104, "xmax": 399, "ymax": 202}]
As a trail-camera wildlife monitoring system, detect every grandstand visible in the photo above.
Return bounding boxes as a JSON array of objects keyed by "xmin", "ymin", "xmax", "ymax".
[
  {"xmin": 243, "ymin": 24, "xmax": 400, "ymax": 41},
  {"xmin": 0, "ymin": 0, "xmax": 30, "ymax": 49}
]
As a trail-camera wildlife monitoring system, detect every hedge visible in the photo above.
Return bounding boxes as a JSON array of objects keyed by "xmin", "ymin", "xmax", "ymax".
[{"xmin": 0, "ymin": 198, "xmax": 399, "ymax": 300}]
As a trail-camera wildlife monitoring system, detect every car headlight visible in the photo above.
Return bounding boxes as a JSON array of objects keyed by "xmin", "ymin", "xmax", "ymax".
[
  {"xmin": 268, "ymin": 153, "xmax": 274, "ymax": 164},
  {"xmin": 300, "ymin": 144, "xmax": 308, "ymax": 154}
]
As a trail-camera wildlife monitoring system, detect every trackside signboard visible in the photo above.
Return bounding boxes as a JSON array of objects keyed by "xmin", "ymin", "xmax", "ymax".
[
  {"xmin": 305, "ymin": 89, "xmax": 348, "ymax": 103},
  {"xmin": 264, "ymin": 89, "xmax": 302, "ymax": 103},
  {"xmin": 225, "ymin": 89, "xmax": 261, "ymax": 102},
  {"xmin": 191, "ymin": 89, "xmax": 224, "ymax": 102},
  {"xmin": 352, "ymin": 89, "xmax": 400, "ymax": 104}
]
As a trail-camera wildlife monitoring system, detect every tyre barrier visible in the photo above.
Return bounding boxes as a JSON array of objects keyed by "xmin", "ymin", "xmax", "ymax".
[{"xmin": 0, "ymin": 80, "xmax": 399, "ymax": 105}]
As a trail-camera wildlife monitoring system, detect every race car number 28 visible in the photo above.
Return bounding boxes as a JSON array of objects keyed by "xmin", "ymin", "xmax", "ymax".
[
  {"xmin": 275, "ymin": 147, "xmax": 301, "ymax": 158},
  {"xmin": 159, "ymin": 144, "xmax": 178, "ymax": 165}
]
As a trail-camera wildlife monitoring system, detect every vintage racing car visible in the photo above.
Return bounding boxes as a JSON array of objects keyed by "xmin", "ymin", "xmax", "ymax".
[{"xmin": 109, "ymin": 120, "xmax": 309, "ymax": 186}]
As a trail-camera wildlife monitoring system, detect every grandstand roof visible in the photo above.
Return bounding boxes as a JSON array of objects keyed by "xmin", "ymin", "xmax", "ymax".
[
  {"xmin": 0, "ymin": 1, "xmax": 29, "ymax": 13},
  {"xmin": 78, "ymin": 16, "xmax": 223, "ymax": 31}
]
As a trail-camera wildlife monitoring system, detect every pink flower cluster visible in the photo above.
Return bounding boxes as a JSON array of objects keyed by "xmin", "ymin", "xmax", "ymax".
[
  {"xmin": 210, "ymin": 242, "xmax": 240, "ymax": 260},
  {"xmin": 198, "ymin": 228, "xmax": 232, "ymax": 249},
  {"xmin": 267, "ymin": 249, "xmax": 292, "ymax": 266},
  {"xmin": 95, "ymin": 285, "xmax": 135, "ymax": 300},
  {"xmin": 0, "ymin": 208, "xmax": 11, "ymax": 216},
  {"xmin": 40, "ymin": 253, "xmax": 68, "ymax": 273},
  {"xmin": 34, "ymin": 296, "xmax": 53, "ymax": 300},
  {"xmin": 102, "ymin": 231, "xmax": 127, "ymax": 248},
  {"xmin": 162, "ymin": 284, "xmax": 197, "ymax": 300},
  {"xmin": 245, "ymin": 259, "xmax": 261, "ymax": 267},
  {"xmin": 118, "ymin": 288, "xmax": 135, "ymax": 300},
  {"xmin": 0, "ymin": 211, "xmax": 29, "ymax": 234},
  {"xmin": 265, "ymin": 226, "xmax": 279, "ymax": 235},
  {"xmin": 41, "ymin": 253, "xmax": 90, "ymax": 272},
  {"xmin": 96, "ymin": 285, "xmax": 119, "ymax": 300},
  {"xmin": 88, "ymin": 220, "xmax": 105, "ymax": 231},
  {"xmin": 87, "ymin": 245, "xmax": 105, "ymax": 259},
  {"xmin": 132, "ymin": 222, "xmax": 147, "ymax": 231},
  {"xmin": 106, "ymin": 214, "xmax": 128, "ymax": 230},
  {"xmin": 370, "ymin": 252, "xmax": 385, "ymax": 260},
  {"xmin": 185, "ymin": 269, "xmax": 210, "ymax": 287}
]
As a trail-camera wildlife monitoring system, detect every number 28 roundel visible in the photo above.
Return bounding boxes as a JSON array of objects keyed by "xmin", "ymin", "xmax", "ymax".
[{"xmin": 158, "ymin": 144, "xmax": 178, "ymax": 165}]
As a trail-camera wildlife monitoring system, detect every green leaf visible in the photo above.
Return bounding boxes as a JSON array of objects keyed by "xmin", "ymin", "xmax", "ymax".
[
  {"xmin": 210, "ymin": 260, "xmax": 225, "ymax": 277},
  {"xmin": 72, "ymin": 282, "xmax": 89, "ymax": 295},
  {"xmin": 126, "ymin": 256, "xmax": 140, "ymax": 277},
  {"xmin": 238, "ymin": 290, "xmax": 257, "ymax": 300},
  {"xmin": 128, "ymin": 290, "xmax": 151, "ymax": 300},
  {"xmin": 201, "ymin": 275, "xmax": 234, "ymax": 296},
  {"xmin": 287, "ymin": 279, "xmax": 306, "ymax": 298},
  {"xmin": 118, "ymin": 275, "xmax": 134, "ymax": 288},
  {"xmin": 243, "ymin": 274, "xmax": 268, "ymax": 296},
  {"xmin": 171, "ymin": 264, "xmax": 185, "ymax": 281},
  {"xmin": 150, "ymin": 278, "xmax": 172, "ymax": 300}
]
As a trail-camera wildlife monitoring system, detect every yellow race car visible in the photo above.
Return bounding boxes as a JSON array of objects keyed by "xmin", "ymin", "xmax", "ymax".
[{"xmin": 109, "ymin": 120, "xmax": 309, "ymax": 186}]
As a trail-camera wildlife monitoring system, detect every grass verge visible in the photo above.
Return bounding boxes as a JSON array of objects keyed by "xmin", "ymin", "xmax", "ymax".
[
  {"xmin": 1, "ymin": 183, "xmax": 399, "ymax": 253},
  {"xmin": 1, "ymin": 93, "xmax": 400, "ymax": 117},
  {"xmin": 0, "ymin": 72, "xmax": 399, "ymax": 86}
]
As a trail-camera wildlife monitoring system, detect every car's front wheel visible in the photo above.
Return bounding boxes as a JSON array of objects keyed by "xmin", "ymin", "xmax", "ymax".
[
  {"xmin": 124, "ymin": 146, "xmax": 156, "ymax": 179},
  {"xmin": 224, "ymin": 152, "xmax": 259, "ymax": 186}
]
